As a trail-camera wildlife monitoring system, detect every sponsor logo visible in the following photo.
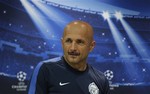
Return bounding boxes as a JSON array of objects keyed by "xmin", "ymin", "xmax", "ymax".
[{"xmin": 59, "ymin": 82, "xmax": 70, "ymax": 86}]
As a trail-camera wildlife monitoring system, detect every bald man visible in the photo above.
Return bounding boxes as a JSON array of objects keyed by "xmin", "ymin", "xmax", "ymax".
[{"xmin": 28, "ymin": 21, "xmax": 110, "ymax": 94}]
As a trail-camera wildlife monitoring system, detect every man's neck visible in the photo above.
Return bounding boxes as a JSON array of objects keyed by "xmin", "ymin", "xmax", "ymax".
[
  {"xmin": 64, "ymin": 57, "xmax": 87, "ymax": 71},
  {"xmin": 70, "ymin": 63, "xmax": 87, "ymax": 71}
]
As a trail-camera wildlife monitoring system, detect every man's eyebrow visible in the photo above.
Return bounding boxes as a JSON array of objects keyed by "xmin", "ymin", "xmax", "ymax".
[
  {"xmin": 65, "ymin": 37, "xmax": 71, "ymax": 40},
  {"xmin": 76, "ymin": 39, "xmax": 84, "ymax": 41}
]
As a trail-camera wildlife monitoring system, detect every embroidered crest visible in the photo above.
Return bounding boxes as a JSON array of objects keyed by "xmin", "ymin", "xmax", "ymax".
[{"xmin": 88, "ymin": 82, "xmax": 99, "ymax": 94}]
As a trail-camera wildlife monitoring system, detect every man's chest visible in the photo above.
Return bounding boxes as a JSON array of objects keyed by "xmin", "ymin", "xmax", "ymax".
[{"xmin": 47, "ymin": 68, "xmax": 100, "ymax": 94}]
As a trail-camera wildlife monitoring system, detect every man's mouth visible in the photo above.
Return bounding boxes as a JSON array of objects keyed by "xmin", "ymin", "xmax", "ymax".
[{"xmin": 68, "ymin": 52, "xmax": 80, "ymax": 56}]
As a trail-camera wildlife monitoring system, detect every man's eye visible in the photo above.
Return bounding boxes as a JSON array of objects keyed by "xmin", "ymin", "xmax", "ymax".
[
  {"xmin": 65, "ymin": 39, "xmax": 72, "ymax": 43},
  {"xmin": 77, "ymin": 40, "xmax": 84, "ymax": 44}
]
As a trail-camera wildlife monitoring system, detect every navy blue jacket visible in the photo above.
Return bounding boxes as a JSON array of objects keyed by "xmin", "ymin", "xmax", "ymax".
[{"xmin": 28, "ymin": 57, "xmax": 110, "ymax": 94}]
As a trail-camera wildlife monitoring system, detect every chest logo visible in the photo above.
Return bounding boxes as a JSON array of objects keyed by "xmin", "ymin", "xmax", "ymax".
[
  {"xmin": 88, "ymin": 82, "xmax": 99, "ymax": 94},
  {"xmin": 59, "ymin": 82, "xmax": 70, "ymax": 86}
]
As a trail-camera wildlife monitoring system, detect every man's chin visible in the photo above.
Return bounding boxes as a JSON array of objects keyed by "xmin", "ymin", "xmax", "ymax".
[{"xmin": 68, "ymin": 58, "xmax": 79, "ymax": 64}]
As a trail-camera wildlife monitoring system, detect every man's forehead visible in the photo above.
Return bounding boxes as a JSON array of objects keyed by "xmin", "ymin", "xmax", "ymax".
[
  {"xmin": 64, "ymin": 37, "xmax": 85, "ymax": 41},
  {"xmin": 64, "ymin": 35, "xmax": 85, "ymax": 39},
  {"xmin": 66, "ymin": 25, "xmax": 86, "ymax": 32},
  {"xmin": 63, "ymin": 35, "xmax": 87, "ymax": 41}
]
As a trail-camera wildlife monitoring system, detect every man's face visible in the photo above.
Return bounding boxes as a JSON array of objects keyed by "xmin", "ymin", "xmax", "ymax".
[{"xmin": 61, "ymin": 24, "xmax": 95, "ymax": 65}]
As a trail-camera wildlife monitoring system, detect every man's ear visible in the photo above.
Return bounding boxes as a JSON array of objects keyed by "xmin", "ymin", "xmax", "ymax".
[
  {"xmin": 61, "ymin": 38, "xmax": 64, "ymax": 50},
  {"xmin": 61, "ymin": 38, "xmax": 63, "ymax": 45},
  {"xmin": 89, "ymin": 41, "xmax": 96, "ymax": 52}
]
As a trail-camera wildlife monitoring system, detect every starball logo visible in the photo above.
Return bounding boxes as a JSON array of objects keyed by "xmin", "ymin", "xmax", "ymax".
[
  {"xmin": 104, "ymin": 70, "xmax": 114, "ymax": 81},
  {"xmin": 11, "ymin": 71, "xmax": 27, "ymax": 92},
  {"xmin": 17, "ymin": 71, "xmax": 27, "ymax": 82}
]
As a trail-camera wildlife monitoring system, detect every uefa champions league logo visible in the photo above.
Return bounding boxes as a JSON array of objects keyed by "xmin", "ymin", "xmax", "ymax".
[
  {"xmin": 11, "ymin": 71, "xmax": 27, "ymax": 91},
  {"xmin": 104, "ymin": 70, "xmax": 119, "ymax": 90},
  {"xmin": 17, "ymin": 71, "xmax": 27, "ymax": 82}
]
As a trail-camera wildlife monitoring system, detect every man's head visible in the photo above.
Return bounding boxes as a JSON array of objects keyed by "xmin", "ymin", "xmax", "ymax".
[{"xmin": 61, "ymin": 20, "xmax": 95, "ymax": 66}]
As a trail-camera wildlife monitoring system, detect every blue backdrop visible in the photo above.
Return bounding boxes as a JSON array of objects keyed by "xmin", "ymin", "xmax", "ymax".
[{"xmin": 0, "ymin": 0, "xmax": 150, "ymax": 94}]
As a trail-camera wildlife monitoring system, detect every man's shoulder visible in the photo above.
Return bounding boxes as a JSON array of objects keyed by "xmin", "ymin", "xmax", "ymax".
[
  {"xmin": 37, "ymin": 57, "xmax": 62, "ymax": 69},
  {"xmin": 89, "ymin": 65, "xmax": 105, "ymax": 77},
  {"xmin": 88, "ymin": 65, "xmax": 108, "ymax": 86},
  {"xmin": 42, "ymin": 57, "xmax": 62, "ymax": 63}
]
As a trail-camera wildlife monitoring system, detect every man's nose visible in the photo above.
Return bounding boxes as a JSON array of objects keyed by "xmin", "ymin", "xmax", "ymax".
[{"xmin": 70, "ymin": 42, "xmax": 77, "ymax": 51}]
